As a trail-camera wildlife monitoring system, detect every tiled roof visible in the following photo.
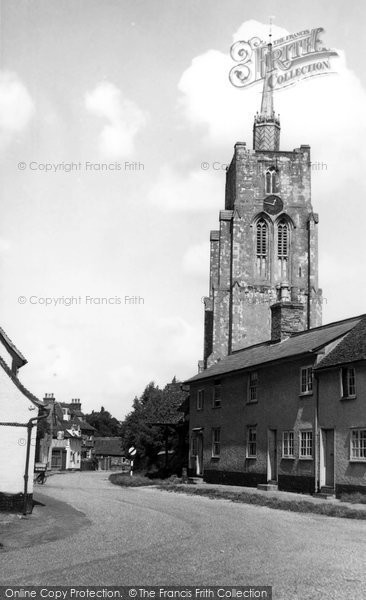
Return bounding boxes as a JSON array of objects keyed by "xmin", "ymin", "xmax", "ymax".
[
  {"xmin": 94, "ymin": 437, "xmax": 124, "ymax": 456},
  {"xmin": 315, "ymin": 317, "xmax": 366, "ymax": 370},
  {"xmin": 186, "ymin": 315, "xmax": 364, "ymax": 383}
]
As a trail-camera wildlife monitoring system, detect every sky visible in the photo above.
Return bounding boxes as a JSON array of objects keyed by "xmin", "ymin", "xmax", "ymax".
[{"xmin": 1, "ymin": 0, "xmax": 366, "ymax": 419}]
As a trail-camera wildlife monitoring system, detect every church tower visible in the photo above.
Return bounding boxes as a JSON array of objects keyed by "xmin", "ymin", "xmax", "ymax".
[{"xmin": 202, "ymin": 41, "xmax": 322, "ymax": 369}]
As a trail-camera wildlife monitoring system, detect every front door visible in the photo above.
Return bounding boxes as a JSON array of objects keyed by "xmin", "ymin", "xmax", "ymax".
[
  {"xmin": 322, "ymin": 429, "xmax": 335, "ymax": 488},
  {"xmin": 196, "ymin": 434, "xmax": 203, "ymax": 476},
  {"xmin": 192, "ymin": 432, "xmax": 203, "ymax": 476},
  {"xmin": 267, "ymin": 429, "xmax": 278, "ymax": 482}
]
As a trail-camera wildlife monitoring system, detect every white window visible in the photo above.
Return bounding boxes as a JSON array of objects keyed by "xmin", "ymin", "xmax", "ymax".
[
  {"xmin": 212, "ymin": 428, "xmax": 221, "ymax": 457},
  {"xmin": 300, "ymin": 366, "xmax": 313, "ymax": 395},
  {"xmin": 197, "ymin": 389, "xmax": 204, "ymax": 411},
  {"xmin": 300, "ymin": 431, "xmax": 313, "ymax": 459},
  {"xmin": 213, "ymin": 381, "xmax": 222, "ymax": 408},
  {"xmin": 248, "ymin": 371, "xmax": 258, "ymax": 403},
  {"xmin": 341, "ymin": 367, "xmax": 356, "ymax": 398},
  {"xmin": 265, "ymin": 167, "xmax": 278, "ymax": 194},
  {"xmin": 256, "ymin": 219, "xmax": 268, "ymax": 278},
  {"xmin": 282, "ymin": 431, "xmax": 294, "ymax": 458},
  {"xmin": 350, "ymin": 429, "xmax": 366, "ymax": 461},
  {"xmin": 247, "ymin": 427, "xmax": 257, "ymax": 458}
]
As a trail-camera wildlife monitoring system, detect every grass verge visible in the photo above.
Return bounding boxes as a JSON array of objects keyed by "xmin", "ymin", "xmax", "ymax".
[
  {"xmin": 156, "ymin": 483, "xmax": 366, "ymax": 520},
  {"xmin": 109, "ymin": 473, "xmax": 164, "ymax": 487},
  {"xmin": 339, "ymin": 492, "xmax": 366, "ymax": 504}
]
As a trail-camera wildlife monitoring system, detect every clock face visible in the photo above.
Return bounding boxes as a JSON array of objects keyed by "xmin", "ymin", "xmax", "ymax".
[{"xmin": 263, "ymin": 195, "xmax": 283, "ymax": 215}]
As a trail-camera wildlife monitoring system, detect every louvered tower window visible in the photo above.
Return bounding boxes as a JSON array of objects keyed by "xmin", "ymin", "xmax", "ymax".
[
  {"xmin": 256, "ymin": 219, "xmax": 268, "ymax": 277},
  {"xmin": 277, "ymin": 219, "xmax": 289, "ymax": 279}
]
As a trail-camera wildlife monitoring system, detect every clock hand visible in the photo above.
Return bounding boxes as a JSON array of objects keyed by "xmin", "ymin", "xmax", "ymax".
[{"xmin": 265, "ymin": 198, "xmax": 276, "ymax": 206}]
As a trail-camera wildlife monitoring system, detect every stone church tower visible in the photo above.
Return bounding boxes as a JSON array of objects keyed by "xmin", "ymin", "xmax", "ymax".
[{"xmin": 202, "ymin": 42, "xmax": 322, "ymax": 369}]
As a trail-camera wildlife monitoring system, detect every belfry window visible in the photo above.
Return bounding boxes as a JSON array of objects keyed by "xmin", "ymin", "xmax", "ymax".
[
  {"xmin": 277, "ymin": 219, "xmax": 289, "ymax": 278},
  {"xmin": 256, "ymin": 219, "xmax": 268, "ymax": 277},
  {"xmin": 265, "ymin": 167, "xmax": 278, "ymax": 194}
]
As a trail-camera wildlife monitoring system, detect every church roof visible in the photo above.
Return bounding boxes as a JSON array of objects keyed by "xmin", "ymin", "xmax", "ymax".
[{"xmin": 186, "ymin": 315, "xmax": 365, "ymax": 383}]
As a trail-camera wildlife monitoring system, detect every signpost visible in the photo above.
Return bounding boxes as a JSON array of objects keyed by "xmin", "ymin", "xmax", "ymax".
[{"xmin": 128, "ymin": 446, "xmax": 137, "ymax": 476}]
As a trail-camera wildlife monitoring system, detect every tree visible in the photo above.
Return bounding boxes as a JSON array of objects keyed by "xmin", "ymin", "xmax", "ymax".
[
  {"xmin": 84, "ymin": 406, "xmax": 121, "ymax": 437},
  {"xmin": 120, "ymin": 378, "xmax": 187, "ymax": 473}
]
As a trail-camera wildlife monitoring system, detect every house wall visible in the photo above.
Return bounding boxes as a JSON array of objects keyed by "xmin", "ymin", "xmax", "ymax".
[
  {"xmin": 0, "ymin": 367, "xmax": 38, "ymax": 509},
  {"xmin": 317, "ymin": 363, "xmax": 366, "ymax": 496},
  {"xmin": 51, "ymin": 438, "xmax": 81, "ymax": 470},
  {"xmin": 189, "ymin": 356, "xmax": 317, "ymax": 493}
]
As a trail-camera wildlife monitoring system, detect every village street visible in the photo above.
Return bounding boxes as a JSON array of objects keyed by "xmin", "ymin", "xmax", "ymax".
[{"xmin": 1, "ymin": 471, "xmax": 366, "ymax": 599}]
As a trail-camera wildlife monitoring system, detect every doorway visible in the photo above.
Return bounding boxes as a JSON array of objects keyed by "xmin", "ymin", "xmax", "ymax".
[
  {"xmin": 321, "ymin": 429, "xmax": 334, "ymax": 488},
  {"xmin": 192, "ymin": 432, "xmax": 203, "ymax": 476},
  {"xmin": 267, "ymin": 429, "xmax": 278, "ymax": 482}
]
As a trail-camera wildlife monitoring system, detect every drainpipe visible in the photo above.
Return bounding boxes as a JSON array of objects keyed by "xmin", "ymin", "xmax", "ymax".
[
  {"xmin": 23, "ymin": 411, "xmax": 50, "ymax": 516},
  {"xmin": 314, "ymin": 370, "xmax": 320, "ymax": 494},
  {"xmin": 0, "ymin": 410, "xmax": 49, "ymax": 516}
]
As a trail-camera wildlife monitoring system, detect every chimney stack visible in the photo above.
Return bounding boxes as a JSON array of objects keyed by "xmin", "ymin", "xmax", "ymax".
[
  {"xmin": 271, "ymin": 284, "xmax": 305, "ymax": 341},
  {"xmin": 71, "ymin": 398, "xmax": 82, "ymax": 411},
  {"xmin": 43, "ymin": 392, "xmax": 55, "ymax": 404}
]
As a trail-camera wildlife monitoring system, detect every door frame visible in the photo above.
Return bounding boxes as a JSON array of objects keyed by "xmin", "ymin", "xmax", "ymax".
[
  {"xmin": 191, "ymin": 428, "xmax": 204, "ymax": 476},
  {"xmin": 267, "ymin": 429, "xmax": 278, "ymax": 482},
  {"xmin": 320, "ymin": 428, "xmax": 335, "ymax": 488}
]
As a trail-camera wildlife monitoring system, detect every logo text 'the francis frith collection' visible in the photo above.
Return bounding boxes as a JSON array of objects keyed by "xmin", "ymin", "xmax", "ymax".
[{"xmin": 229, "ymin": 27, "xmax": 338, "ymax": 90}]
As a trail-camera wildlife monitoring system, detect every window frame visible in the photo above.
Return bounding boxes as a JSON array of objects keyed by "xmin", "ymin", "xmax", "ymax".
[
  {"xmin": 247, "ymin": 427, "xmax": 257, "ymax": 458},
  {"xmin": 197, "ymin": 389, "xmax": 204, "ymax": 411},
  {"xmin": 247, "ymin": 371, "xmax": 258, "ymax": 403},
  {"xmin": 340, "ymin": 367, "xmax": 356, "ymax": 399},
  {"xmin": 282, "ymin": 430, "xmax": 295, "ymax": 459},
  {"xmin": 213, "ymin": 380, "xmax": 222, "ymax": 408},
  {"xmin": 350, "ymin": 428, "xmax": 366, "ymax": 462},
  {"xmin": 256, "ymin": 218, "xmax": 268, "ymax": 279},
  {"xmin": 211, "ymin": 427, "xmax": 221, "ymax": 458},
  {"xmin": 299, "ymin": 430, "xmax": 313, "ymax": 460},
  {"xmin": 265, "ymin": 167, "xmax": 278, "ymax": 195},
  {"xmin": 300, "ymin": 366, "xmax": 313, "ymax": 396}
]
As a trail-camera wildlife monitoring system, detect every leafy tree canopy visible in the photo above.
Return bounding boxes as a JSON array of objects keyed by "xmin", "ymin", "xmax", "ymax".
[
  {"xmin": 120, "ymin": 378, "xmax": 187, "ymax": 469},
  {"xmin": 84, "ymin": 406, "xmax": 121, "ymax": 437}
]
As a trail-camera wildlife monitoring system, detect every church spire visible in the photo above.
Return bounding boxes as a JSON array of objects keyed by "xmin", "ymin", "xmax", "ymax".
[{"xmin": 253, "ymin": 32, "xmax": 280, "ymax": 151}]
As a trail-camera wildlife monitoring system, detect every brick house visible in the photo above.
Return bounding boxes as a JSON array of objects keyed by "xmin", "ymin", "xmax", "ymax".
[
  {"xmin": 187, "ymin": 314, "xmax": 366, "ymax": 497},
  {"xmin": 185, "ymin": 41, "xmax": 366, "ymax": 498}
]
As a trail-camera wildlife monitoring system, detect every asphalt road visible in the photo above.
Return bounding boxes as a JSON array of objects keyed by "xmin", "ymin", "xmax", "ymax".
[{"xmin": 1, "ymin": 471, "xmax": 366, "ymax": 599}]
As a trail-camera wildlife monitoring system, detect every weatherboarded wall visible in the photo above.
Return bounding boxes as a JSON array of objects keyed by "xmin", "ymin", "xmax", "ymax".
[{"xmin": 0, "ymin": 367, "xmax": 37, "ymax": 510}]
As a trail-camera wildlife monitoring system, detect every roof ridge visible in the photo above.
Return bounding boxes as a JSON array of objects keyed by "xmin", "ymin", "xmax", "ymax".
[{"xmin": 288, "ymin": 313, "xmax": 365, "ymax": 338}]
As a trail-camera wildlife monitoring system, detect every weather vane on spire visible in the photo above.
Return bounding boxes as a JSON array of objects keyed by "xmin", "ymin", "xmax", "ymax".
[{"xmin": 268, "ymin": 16, "xmax": 275, "ymax": 44}]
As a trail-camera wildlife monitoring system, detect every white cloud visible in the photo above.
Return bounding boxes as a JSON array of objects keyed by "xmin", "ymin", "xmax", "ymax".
[
  {"xmin": 85, "ymin": 81, "xmax": 147, "ymax": 157},
  {"xmin": 148, "ymin": 165, "xmax": 223, "ymax": 212},
  {"xmin": 177, "ymin": 21, "xmax": 366, "ymax": 187},
  {"xmin": 182, "ymin": 242, "xmax": 209, "ymax": 276},
  {"xmin": 0, "ymin": 72, "xmax": 34, "ymax": 142}
]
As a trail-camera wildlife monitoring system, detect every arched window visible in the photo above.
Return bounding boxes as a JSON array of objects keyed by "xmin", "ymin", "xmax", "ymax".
[
  {"xmin": 277, "ymin": 219, "xmax": 289, "ymax": 279},
  {"xmin": 256, "ymin": 219, "xmax": 268, "ymax": 277},
  {"xmin": 265, "ymin": 167, "xmax": 278, "ymax": 194}
]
